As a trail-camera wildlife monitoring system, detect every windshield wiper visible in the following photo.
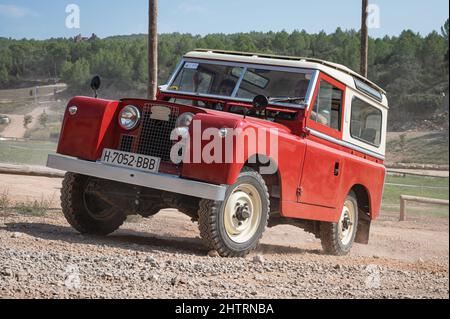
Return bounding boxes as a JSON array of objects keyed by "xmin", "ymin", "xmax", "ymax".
[{"xmin": 269, "ymin": 96, "xmax": 306, "ymax": 103}]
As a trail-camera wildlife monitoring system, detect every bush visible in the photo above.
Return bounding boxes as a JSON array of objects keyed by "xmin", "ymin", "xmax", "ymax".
[
  {"xmin": 38, "ymin": 111, "xmax": 48, "ymax": 128},
  {"xmin": 23, "ymin": 115, "xmax": 33, "ymax": 128}
]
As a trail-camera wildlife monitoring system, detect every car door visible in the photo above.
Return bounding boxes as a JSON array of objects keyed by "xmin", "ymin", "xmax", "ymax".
[{"xmin": 298, "ymin": 73, "xmax": 346, "ymax": 208}]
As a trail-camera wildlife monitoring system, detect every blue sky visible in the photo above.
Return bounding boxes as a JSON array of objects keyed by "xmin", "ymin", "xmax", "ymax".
[{"xmin": 0, "ymin": 0, "xmax": 448, "ymax": 40}]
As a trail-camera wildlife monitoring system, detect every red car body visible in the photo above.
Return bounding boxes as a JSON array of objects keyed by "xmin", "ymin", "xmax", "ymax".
[{"xmin": 49, "ymin": 50, "xmax": 389, "ymax": 250}]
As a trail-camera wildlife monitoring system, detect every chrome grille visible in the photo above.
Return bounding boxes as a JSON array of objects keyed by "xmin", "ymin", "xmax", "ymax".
[{"xmin": 136, "ymin": 104, "xmax": 179, "ymax": 162}]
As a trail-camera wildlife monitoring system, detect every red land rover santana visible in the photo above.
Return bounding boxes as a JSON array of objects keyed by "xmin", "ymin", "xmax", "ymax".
[{"xmin": 47, "ymin": 49, "xmax": 388, "ymax": 257}]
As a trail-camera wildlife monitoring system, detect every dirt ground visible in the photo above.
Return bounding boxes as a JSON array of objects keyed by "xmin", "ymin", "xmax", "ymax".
[
  {"xmin": 1, "ymin": 106, "xmax": 50, "ymax": 139},
  {"xmin": 0, "ymin": 174, "xmax": 448, "ymax": 299}
]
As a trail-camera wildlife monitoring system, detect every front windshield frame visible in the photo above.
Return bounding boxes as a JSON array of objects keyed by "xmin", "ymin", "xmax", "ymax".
[{"xmin": 163, "ymin": 58, "xmax": 319, "ymax": 109}]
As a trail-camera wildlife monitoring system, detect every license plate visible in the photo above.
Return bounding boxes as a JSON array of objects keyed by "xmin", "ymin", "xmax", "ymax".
[{"xmin": 101, "ymin": 149, "xmax": 161, "ymax": 173}]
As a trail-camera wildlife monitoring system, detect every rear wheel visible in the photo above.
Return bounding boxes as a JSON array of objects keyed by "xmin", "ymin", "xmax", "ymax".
[
  {"xmin": 198, "ymin": 168, "xmax": 270, "ymax": 257},
  {"xmin": 320, "ymin": 192, "xmax": 358, "ymax": 256},
  {"xmin": 61, "ymin": 173, "xmax": 126, "ymax": 236}
]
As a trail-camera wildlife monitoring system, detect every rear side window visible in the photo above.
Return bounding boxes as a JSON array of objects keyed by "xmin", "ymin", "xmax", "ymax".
[{"xmin": 350, "ymin": 97, "xmax": 383, "ymax": 147}]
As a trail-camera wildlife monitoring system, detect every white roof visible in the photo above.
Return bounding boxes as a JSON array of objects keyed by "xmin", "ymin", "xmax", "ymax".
[{"xmin": 184, "ymin": 49, "xmax": 388, "ymax": 108}]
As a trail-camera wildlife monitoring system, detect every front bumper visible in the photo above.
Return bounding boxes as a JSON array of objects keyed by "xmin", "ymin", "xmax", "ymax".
[{"xmin": 47, "ymin": 154, "xmax": 227, "ymax": 201}]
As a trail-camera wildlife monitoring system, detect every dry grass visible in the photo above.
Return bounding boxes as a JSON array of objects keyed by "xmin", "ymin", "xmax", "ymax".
[
  {"xmin": 0, "ymin": 190, "xmax": 54, "ymax": 217},
  {"xmin": 0, "ymin": 189, "xmax": 11, "ymax": 210}
]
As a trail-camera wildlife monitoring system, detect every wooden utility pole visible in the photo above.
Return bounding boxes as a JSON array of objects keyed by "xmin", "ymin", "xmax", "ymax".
[
  {"xmin": 360, "ymin": 0, "xmax": 369, "ymax": 77},
  {"xmin": 148, "ymin": 0, "xmax": 158, "ymax": 99}
]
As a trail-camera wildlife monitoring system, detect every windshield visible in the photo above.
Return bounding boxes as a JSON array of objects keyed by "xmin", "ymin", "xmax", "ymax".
[{"xmin": 167, "ymin": 60, "xmax": 313, "ymax": 106}]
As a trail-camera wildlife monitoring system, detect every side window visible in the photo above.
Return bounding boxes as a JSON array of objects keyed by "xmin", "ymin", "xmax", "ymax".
[
  {"xmin": 310, "ymin": 80, "xmax": 343, "ymax": 131},
  {"xmin": 350, "ymin": 97, "xmax": 383, "ymax": 146}
]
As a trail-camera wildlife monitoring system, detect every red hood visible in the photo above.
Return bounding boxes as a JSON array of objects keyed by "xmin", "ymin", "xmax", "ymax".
[
  {"xmin": 194, "ymin": 108, "xmax": 292, "ymax": 134},
  {"xmin": 119, "ymin": 98, "xmax": 293, "ymax": 134}
]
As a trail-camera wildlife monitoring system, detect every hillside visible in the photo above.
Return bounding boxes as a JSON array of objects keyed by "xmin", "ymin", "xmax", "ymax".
[
  {"xmin": 0, "ymin": 22, "xmax": 449, "ymax": 132},
  {"xmin": 386, "ymin": 131, "xmax": 449, "ymax": 166}
]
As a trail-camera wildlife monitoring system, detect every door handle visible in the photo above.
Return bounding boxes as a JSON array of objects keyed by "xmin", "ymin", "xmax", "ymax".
[{"xmin": 334, "ymin": 162, "xmax": 340, "ymax": 176}]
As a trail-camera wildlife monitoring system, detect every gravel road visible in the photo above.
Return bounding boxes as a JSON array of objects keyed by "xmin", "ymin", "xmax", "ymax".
[{"xmin": 0, "ymin": 175, "xmax": 448, "ymax": 299}]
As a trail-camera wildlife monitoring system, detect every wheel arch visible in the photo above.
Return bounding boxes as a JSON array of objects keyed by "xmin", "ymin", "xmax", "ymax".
[
  {"xmin": 242, "ymin": 154, "xmax": 281, "ymax": 214},
  {"xmin": 349, "ymin": 184, "xmax": 372, "ymax": 245}
]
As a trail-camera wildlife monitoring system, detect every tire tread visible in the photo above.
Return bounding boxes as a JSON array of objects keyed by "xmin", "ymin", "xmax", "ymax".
[
  {"xmin": 197, "ymin": 167, "xmax": 270, "ymax": 257},
  {"xmin": 61, "ymin": 173, "xmax": 126, "ymax": 236},
  {"xmin": 320, "ymin": 192, "xmax": 358, "ymax": 256}
]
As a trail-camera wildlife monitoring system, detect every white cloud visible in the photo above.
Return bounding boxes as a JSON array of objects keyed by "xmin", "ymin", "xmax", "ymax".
[
  {"xmin": 0, "ymin": 4, "xmax": 37, "ymax": 18},
  {"xmin": 178, "ymin": 3, "xmax": 208, "ymax": 14}
]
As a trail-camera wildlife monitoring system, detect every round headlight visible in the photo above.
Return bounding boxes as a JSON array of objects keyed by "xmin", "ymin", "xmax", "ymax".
[
  {"xmin": 119, "ymin": 105, "xmax": 141, "ymax": 130},
  {"xmin": 176, "ymin": 112, "xmax": 195, "ymax": 129}
]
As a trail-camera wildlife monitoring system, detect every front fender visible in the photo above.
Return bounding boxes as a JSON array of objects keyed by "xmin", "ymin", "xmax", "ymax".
[
  {"xmin": 57, "ymin": 96, "xmax": 120, "ymax": 161},
  {"xmin": 181, "ymin": 114, "xmax": 285, "ymax": 185}
]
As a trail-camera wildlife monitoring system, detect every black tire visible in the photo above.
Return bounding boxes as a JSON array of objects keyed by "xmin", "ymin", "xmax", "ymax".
[
  {"xmin": 198, "ymin": 168, "xmax": 270, "ymax": 257},
  {"xmin": 320, "ymin": 191, "xmax": 359, "ymax": 256},
  {"xmin": 61, "ymin": 173, "xmax": 126, "ymax": 236}
]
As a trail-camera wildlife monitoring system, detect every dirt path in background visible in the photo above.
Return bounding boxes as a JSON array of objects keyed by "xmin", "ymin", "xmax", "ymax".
[
  {"xmin": 0, "ymin": 84, "xmax": 67, "ymax": 104},
  {"xmin": 0, "ymin": 106, "xmax": 50, "ymax": 139},
  {"xmin": 386, "ymin": 131, "xmax": 435, "ymax": 143},
  {"xmin": 388, "ymin": 168, "xmax": 449, "ymax": 178},
  {"xmin": 0, "ymin": 174, "xmax": 61, "ymax": 203},
  {"xmin": 0, "ymin": 174, "xmax": 448, "ymax": 299}
]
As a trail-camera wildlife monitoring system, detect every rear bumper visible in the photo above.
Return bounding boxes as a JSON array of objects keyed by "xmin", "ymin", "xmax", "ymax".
[{"xmin": 47, "ymin": 154, "xmax": 227, "ymax": 201}]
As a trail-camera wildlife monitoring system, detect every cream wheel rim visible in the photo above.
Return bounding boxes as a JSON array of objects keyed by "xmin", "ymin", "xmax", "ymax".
[
  {"xmin": 224, "ymin": 183, "xmax": 262, "ymax": 244},
  {"xmin": 338, "ymin": 199, "xmax": 356, "ymax": 246}
]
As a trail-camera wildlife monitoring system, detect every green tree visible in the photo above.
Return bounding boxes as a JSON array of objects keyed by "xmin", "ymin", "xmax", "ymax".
[
  {"xmin": 46, "ymin": 41, "xmax": 70, "ymax": 78},
  {"xmin": 62, "ymin": 58, "xmax": 91, "ymax": 89},
  {"xmin": 38, "ymin": 111, "xmax": 48, "ymax": 128},
  {"xmin": 0, "ymin": 48, "xmax": 12, "ymax": 87},
  {"xmin": 441, "ymin": 19, "xmax": 449, "ymax": 70},
  {"xmin": 0, "ymin": 22, "xmax": 448, "ymax": 129}
]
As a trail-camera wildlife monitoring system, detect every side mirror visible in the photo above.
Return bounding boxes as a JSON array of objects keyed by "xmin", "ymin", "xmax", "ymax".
[
  {"xmin": 252, "ymin": 95, "xmax": 269, "ymax": 112},
  {"xmin": 90, "ymin": 75, "xmax": 101, "ymax": 98}
]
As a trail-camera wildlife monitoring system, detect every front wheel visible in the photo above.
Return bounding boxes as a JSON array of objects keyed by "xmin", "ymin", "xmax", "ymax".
[
  {"xmin": 61, "ymin": 173, "xmax": 127, "ymax": 236},
  {"xmin": 198, "ymin": 168, "xmax": 270, "ymax": 257},
  {"xmin": 320, "ymin": 192, "xmax": 359, "ymax": 256}
]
